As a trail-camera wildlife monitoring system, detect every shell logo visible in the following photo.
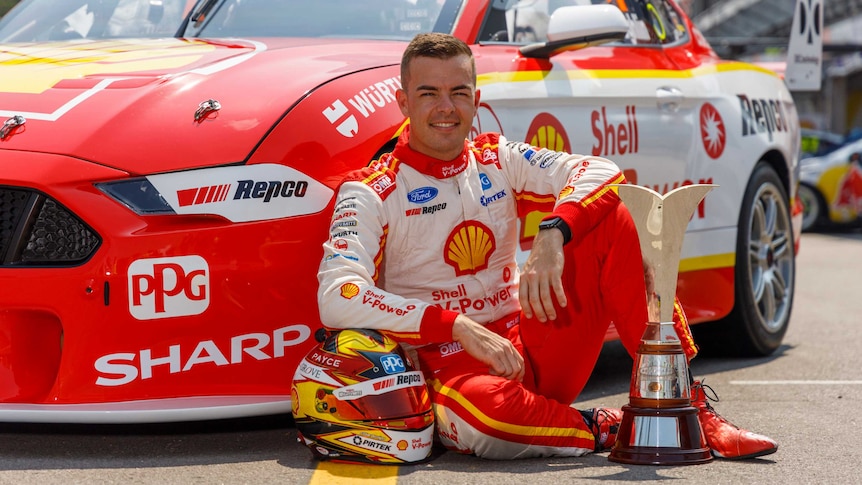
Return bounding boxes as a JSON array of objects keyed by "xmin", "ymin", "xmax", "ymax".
[
  {"xmin": 444, "ymin": 221, "xmax": 496, "ymax": 276},
  {"xmin": 397, "ymin": 440, "xmax": 408, "ymax": 451},
  {"xmin": 519, "ymin": 113, "xmax": 570, "ymax": 249},
  {"xmin": 526, "ymin": 112, "xmax": 571, "ymax": 152},
  {"xmin": 339, "ymin": 283, "xmax": 360, "ymax": 299},
  {"xmin": 558, "ymin": 186, "xmax": 574, "ymax": 199},
  {"xmin": 291, "ymin": 387, "xmax": 300, "ymax": 415},
  {"xmin": 0, "ymin": 39, "xmax": 214, "ymax": 95}
]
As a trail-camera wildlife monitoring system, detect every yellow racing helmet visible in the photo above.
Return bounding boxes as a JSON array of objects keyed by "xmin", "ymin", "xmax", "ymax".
[{"xmin": 291, "ymin": 328, "xmax": 434, "ymax": 464}]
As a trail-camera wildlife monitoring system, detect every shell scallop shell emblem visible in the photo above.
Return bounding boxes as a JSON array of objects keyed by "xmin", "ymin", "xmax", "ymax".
[
  {"xmin": 339, "ymin": 283, "xmax": 360, "ymax": 299},
  {"xmin": 444, "ymin": 221, "xmax": 496, "ymax": 276}
]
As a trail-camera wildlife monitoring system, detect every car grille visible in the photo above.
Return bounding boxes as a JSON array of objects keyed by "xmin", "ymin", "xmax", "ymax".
[{"xmin": 0, "ymin": 187, "xmax": 101, "ymax": 266}]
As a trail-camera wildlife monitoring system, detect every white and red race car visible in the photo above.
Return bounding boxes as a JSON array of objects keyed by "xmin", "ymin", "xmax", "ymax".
[{"xmin": 0, "ymin": 0, "xmax": 801, "ymax": 423}]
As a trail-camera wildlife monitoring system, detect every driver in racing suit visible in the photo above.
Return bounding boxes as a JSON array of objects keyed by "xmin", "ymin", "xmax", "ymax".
[{"xmin": 316, "ymin": 32, "xmax": 778, "ymax": 460}]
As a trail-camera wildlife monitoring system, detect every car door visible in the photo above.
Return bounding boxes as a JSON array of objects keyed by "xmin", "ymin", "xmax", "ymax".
[{"xmin": 472, "ymin": 0, "xmax": 696, "ymax": 245}]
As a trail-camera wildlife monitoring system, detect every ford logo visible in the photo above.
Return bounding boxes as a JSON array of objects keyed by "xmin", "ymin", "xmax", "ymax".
[{"xmin": 407, "ymin": 187, "xmax": 438, "ymax": 204}]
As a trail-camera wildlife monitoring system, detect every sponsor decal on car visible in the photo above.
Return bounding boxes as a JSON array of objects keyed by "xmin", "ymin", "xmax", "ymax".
[
  {"xmin": 148, "ymin": 164, "xmax": 333, "ymax": 222},
  {"xmin": 323, "ymin": 77, "xmax": 401, "ymax": 138},
  {"xmin": 526, "ymin": 112, "xmax": 571, "ymax": 153},
  {"xmin": 592, "ymin": 105, "xmax": 640, "ymax": 156},
  {"xmin": 738, "ymin": 95, "xmax": 791, "ymax": 143},
  {"xmin": 94, "ymin": 324, "xmax": 312, "ymax": 386},
  {"xmin": 470, "ymin": 102, "xmax": 504, "ymax": 140},
  {"xmin": 128, "ymin": 255, "xmax": 209, "ymax": 320},
  {"xmin": 700, "ymin": 102, "xmax": 726, "ymax": 159}
]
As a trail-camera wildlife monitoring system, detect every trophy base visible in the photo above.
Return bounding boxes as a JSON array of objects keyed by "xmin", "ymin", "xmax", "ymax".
[{"xmin": 608, "ymin": 404, "xmax": 712, "ymax": 466}]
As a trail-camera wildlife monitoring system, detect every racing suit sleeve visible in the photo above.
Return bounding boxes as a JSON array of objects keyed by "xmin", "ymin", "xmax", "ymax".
[
  {"xmin": 489, "ymin": 134, "xmax": 626, "ymax": 241},
  {"xmin": 316, "ymin": 168, "xmax": 457, "ymax": 345}
]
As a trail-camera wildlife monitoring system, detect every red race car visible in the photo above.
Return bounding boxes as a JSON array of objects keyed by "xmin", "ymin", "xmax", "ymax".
[{"xmin": 0, "ymin": 0, "xmax": 801, "ymax": 422}]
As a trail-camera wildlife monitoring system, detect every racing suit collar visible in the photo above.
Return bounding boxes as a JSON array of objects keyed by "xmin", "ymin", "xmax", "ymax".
[{"xmin": 392, "ymin": 126, "xmax": 470, "ymax": 179}]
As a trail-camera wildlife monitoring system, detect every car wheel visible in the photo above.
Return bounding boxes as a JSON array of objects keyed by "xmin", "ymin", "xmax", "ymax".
[
  {"xmin": 700, "ymin": 162, "xmax": 795, "ymax": 357},
  {"xmin": 797, "ymin": 183, "xmax": 826, "ymax": 232}
]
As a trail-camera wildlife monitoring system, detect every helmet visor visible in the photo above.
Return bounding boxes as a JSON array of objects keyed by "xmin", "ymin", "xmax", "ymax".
[{"xmin": 332, "ymin": 371, "xmax": 429, "ymax": 420}]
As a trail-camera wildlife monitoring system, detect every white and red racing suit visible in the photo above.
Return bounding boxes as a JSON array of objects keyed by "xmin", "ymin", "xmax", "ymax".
[{"xmin": 317, "ymin": 126, "xmax": 697, "ymax": 459}]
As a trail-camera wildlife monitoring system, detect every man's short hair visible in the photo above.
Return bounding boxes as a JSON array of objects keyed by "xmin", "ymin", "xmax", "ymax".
[{"xmin": 400, "ymin": 33, "xmax": 476, "ymax": 88}]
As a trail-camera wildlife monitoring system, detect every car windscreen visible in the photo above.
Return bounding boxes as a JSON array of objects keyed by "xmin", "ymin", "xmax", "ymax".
[
  {"xmin": 178, "ymin": 0, "xmax": 463, "ymax": 40},
  {"xmin": 0, "ymin": 0, "xmax": 463, "ymax": 42},
  {"xmin": 0, "ymin": 0, "xmax": 191, "ymax": 42}
]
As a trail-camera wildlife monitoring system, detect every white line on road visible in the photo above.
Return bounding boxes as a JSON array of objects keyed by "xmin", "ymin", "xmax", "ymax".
[{"xmin": 731, "ymin": 380, "xmax": 862, "ymax": 385}]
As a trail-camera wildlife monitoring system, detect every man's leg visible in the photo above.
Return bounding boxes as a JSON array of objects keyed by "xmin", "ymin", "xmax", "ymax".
[
  {"xmin": 520, "ymin": 202, "xmax": 649, "ymax": 404},
  {"xmin": 416, "ymin": 325, "xmax": 620, "ymax": 460}
]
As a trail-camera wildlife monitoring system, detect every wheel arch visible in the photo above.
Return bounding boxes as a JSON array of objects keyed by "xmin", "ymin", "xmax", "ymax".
[{"xmin": 759, "ymin": 148, "xmax": 793, "ymax": 199}]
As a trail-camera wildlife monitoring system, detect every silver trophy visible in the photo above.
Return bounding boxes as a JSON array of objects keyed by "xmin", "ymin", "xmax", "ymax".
[{"xmin": 608, "ymin": 183, "xmax": 716, "ymax": 466}]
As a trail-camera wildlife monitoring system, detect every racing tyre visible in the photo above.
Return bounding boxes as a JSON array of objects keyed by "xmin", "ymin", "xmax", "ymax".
[
  {"xmin": 797, "ymin": 183, "xmax": 826, "ymax": 232},
  {"xmin": 700, "ymin": 162, "xmax": 795, "ymax": 357}
]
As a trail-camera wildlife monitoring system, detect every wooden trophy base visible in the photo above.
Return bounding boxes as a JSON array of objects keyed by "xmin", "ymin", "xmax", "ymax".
[{"xmin": 608, "ymin": 404, "xmax": 713, "ymax": 465}]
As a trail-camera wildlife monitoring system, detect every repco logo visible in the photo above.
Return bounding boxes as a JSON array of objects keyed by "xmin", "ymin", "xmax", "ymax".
[
  {"xmin": 396, "ymin": 373, "xmax": 421, "ymax": 385},
  {"xmin": 234, "ymin": 179, "xmax": 308, "ymax": 203},
  {"xmin": 128, "ymin": 256, "xmax": 209, "ymax": 320}
]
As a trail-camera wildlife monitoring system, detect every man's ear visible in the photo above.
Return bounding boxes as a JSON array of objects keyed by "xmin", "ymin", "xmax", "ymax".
[{"xmin": 396, "ymin": 89, "xmax": 409, "ymax": 117}]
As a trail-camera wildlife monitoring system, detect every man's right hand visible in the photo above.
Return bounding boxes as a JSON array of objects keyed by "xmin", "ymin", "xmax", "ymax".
[{"xmin": 451, "ymin": 314, "xmax": 524, "ymax": 381}]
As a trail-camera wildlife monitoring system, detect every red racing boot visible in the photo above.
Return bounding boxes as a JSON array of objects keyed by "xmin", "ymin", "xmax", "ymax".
[
  {"xmin": 691, "ymin": 380, "xmax": 778, "ymax": 459},
  {"xmin": 580, "ymin": 408, "xmax": 622, "ymax": 452}
]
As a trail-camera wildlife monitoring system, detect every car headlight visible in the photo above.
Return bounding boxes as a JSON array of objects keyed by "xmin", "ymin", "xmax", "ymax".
[{"xmin": 97, "ymin": 178, "xmax": 176, "ymax": 215}]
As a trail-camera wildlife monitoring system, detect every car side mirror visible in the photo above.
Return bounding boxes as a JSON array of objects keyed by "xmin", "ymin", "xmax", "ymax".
[{"xmin": 519, "ymin": 5, "xmax": 628, "ymax": 59}]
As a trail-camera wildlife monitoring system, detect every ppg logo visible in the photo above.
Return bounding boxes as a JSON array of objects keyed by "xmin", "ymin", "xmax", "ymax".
[
  {"xmin": 380, "ymin": 354, "xmax": 406, "ymax": 374},
  {"xmin": 128, "ymin": 255, "xmax": 210, "ymax": 320}
]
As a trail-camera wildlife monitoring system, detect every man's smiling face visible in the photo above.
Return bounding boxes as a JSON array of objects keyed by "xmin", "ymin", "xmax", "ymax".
[{"xmin": 396, "ymin": 54, "xmax": 480, "ymax": 161}]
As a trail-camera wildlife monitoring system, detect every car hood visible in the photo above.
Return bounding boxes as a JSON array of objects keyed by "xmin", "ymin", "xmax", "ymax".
[{"xmin": 0, "ymin": 37, "xmax": 403, "ymax": 175}]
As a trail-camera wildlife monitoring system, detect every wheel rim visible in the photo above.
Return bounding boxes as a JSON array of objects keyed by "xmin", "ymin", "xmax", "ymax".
[
  {"xmin": 797, "ymin": 184, "xmax": 820, "ymax": 231},
  {"xmin": 747, "ymin": 182, "xmax": 794, "ymax": 334}
]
